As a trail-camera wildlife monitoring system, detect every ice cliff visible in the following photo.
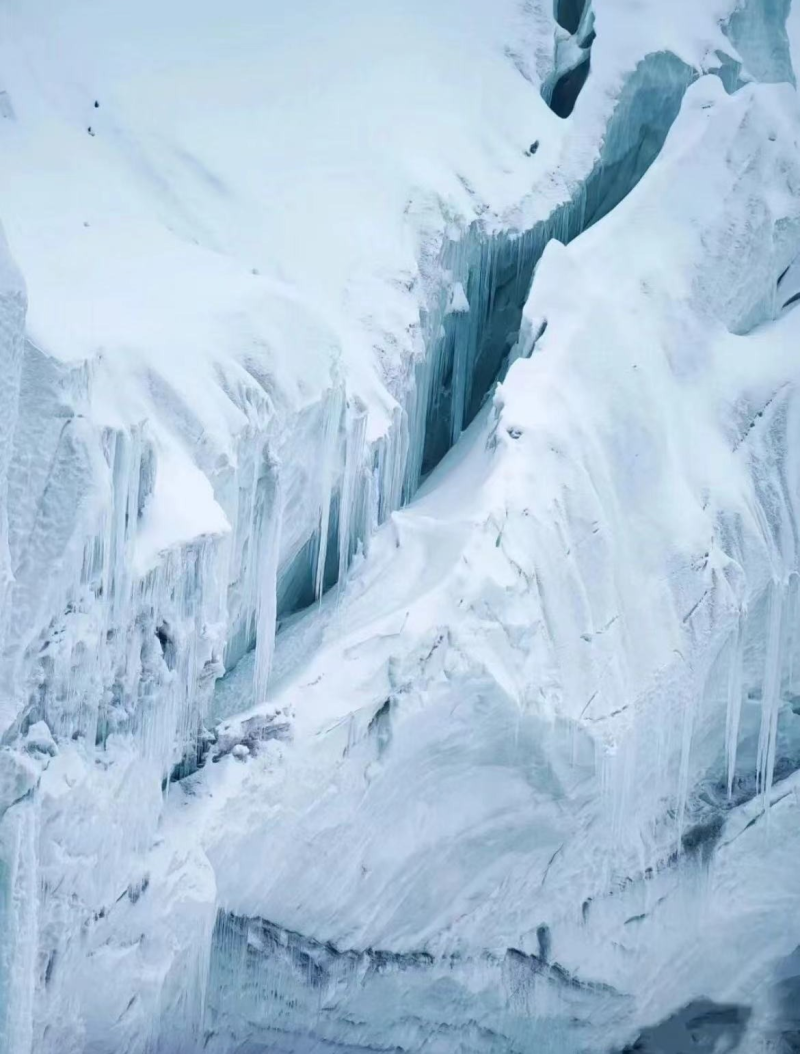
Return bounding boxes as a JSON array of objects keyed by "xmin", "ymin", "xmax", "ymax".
[{"xmin": 1, "ymin": 0, "xmax": 800, "ymax": 1052}]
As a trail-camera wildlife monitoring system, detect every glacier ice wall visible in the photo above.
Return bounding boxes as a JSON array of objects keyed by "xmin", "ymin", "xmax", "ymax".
[
  {"xmin": 0, "ymin": 229, "xmax": 30, "ymax": 1054},
  {"xmin": 0, "ymin": 0, "xmax": 799, "ymax": 1051},
  {"xmin": 185, "ymin": 53, "xmax": 800, "ymax": 1054},
  {"xmin": 0, "ymin": 233, "xmax": 26, "ymax": 655}
]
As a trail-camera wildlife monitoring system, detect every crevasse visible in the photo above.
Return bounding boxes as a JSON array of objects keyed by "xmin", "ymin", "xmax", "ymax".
[
  {"xmin": 1, "ymin": 0, "xmax": 800, "ymax": 1051},
  {"xmin": 199, "ymin": 73, "xmax": 800, "ymax": 1051}
]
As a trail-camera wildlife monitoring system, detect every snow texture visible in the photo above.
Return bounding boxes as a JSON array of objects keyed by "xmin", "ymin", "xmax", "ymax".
[{"xmin": 1, "ymin": 0, "xmax": 800, "ymax": 1052}]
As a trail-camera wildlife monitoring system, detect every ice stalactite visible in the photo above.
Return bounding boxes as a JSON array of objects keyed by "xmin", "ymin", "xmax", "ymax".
[
  {"xmin": 253, "ymin": 453, "xmax": 282, "ymax": 707},
  {"xmin": 313, "ymin": 386, "xmax": 345, "ymax": 603},
  {"xmin": 676, "ymin": 676, "xmax": 699, "ymax": 843},
  {"xmin": 0, "ymin": 342, "xmax": 230, "ymax": 782},
  {"xmin": 338, "ymin": 399, "xmax": 368, "ymax": 593},
  {"xmin": 739, "ymin": 379, "xmax": 800, "ymax": 809},
  {"xmin": 725, "ymin": 614, "xmax": 744, "ymax": 799},
  {"xmin": 371, "ymin": 404, "xmax": 408, "ymax": 529},
  {"xmin": 123, "ymin": 538, "xmax": 227, "ymax": 770},
  {"xmin": 220, "ymin": 434, "xmax": 266, "ymax": 677},
  {"xmin": 107, "ymin": 426, "xmax": 145, "ymax": 627},
  {"xmin": 756, "ymin": 578, "xmax": 785, "ymax": 804}
]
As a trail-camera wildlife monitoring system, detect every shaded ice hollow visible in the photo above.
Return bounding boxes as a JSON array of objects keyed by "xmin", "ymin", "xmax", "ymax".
[{"xmin": 1, "ymin": 0, "xmax": 800, "ymax": 1052}]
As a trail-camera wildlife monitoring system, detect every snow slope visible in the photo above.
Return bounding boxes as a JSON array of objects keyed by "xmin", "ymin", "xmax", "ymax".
[{"xmin": 1, "ymin": 0, "xmax": 800, "ymax": 1051}]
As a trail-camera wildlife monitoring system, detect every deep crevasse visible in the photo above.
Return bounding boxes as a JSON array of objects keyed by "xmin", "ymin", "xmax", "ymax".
[{"xmin": 1, "ymin": 0, "xmax": 800, "ymax": 1051}]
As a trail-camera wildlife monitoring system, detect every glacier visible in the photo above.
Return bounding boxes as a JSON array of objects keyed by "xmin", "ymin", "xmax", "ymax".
[{"xmin": 1, "ymin": 0, "xmax": 800, "ymax": 1051}]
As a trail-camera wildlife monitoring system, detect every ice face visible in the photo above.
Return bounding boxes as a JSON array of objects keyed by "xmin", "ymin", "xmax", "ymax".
[
  {"xmin": 0, "ymin": 233, "xmax": 26, "ymax": 658},
  {"xmin": 724, "ymin": 0, "xmax": 795, "ymax": 85},
  {"xmin": 1, "ymin": 0, "xmax": 800, "ymax": 1052}
]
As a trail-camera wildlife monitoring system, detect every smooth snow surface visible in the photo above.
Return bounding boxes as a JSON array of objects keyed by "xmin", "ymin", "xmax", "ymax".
[{"xmin": 1, "ymin": 0, "xmax": 800, "ymax": 1052}]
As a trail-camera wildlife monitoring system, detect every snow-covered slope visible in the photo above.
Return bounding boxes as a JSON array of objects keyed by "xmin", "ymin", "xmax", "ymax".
[{"xmin": 1, "ymin": 0, "xmax": 800, "ymax": 1052}]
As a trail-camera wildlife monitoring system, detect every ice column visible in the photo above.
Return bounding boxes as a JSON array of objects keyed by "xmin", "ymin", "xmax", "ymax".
[
  {"xmin": 314, "ymin": 386, "xmax": 344, "ymax": 602},
  {"xmin": 338, "ymin": 399, "xmax": 368, "ymax": 592}
]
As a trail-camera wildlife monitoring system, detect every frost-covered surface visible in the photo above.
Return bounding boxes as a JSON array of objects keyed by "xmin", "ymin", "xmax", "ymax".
[{"xmin": 2, "ymin": 0, "xmax": 800, "ymax": 1052}]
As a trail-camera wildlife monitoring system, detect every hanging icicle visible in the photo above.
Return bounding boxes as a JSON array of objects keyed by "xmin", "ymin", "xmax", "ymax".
[
  {"xmin": 253, "ymin": 450, "xmax": 282, "ymax": 705},
  {"xmin": 314, "ymin": 385, "xmax": 345, "ymax": 603},
  {"xmin": 756, "ymin": 577, "xmax": 785, "ymax": 807},
  {"xmin": 725, "ymin": 612, "xmax": 744, "ymax": 800},
  {"xmin": 337, "ymin": 399, "xmax": 368, "ymax": 594}
]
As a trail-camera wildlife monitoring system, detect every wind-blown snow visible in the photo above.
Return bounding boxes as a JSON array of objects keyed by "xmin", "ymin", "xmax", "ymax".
[{"xmin": 1, "ymin": 0, "xmax": 800, "ymax": 1052}]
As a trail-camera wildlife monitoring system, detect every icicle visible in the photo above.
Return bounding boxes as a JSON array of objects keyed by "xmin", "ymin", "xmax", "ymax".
[
  {"xmin": 675, "ymin": 677, "xmax": 696, "ymax": 843},
  {"xmin": 381, "ymin": 405, "xmax": 408, "ymax": 523},
  {"xmin": 314, "ymin": 386, "xmax": 344, "ymax": 602},
  {"xmin": 786, "ymin": 571, "xmax": 800, "ymax": 699},
  {"xmin": 450, "ymin": 320, "xmax": 469, "ymax": 446},
  {"xmin": 725, "ymin": 612, "xmax": 744, "ymax": 800},
  {"xmin": 337, "ymin": 399, "xmax": 367, "ymax": 594},
  {"xmin": 253, "ymin": 453, "xmax": 282, "ymax": 705},
  {"xmin": 756, "ymin": 578, "xmax": 784, "ymax": 806},
  {"xmin": 109, "ymin": 429, "xmax": 140, "ymax": 626}
]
